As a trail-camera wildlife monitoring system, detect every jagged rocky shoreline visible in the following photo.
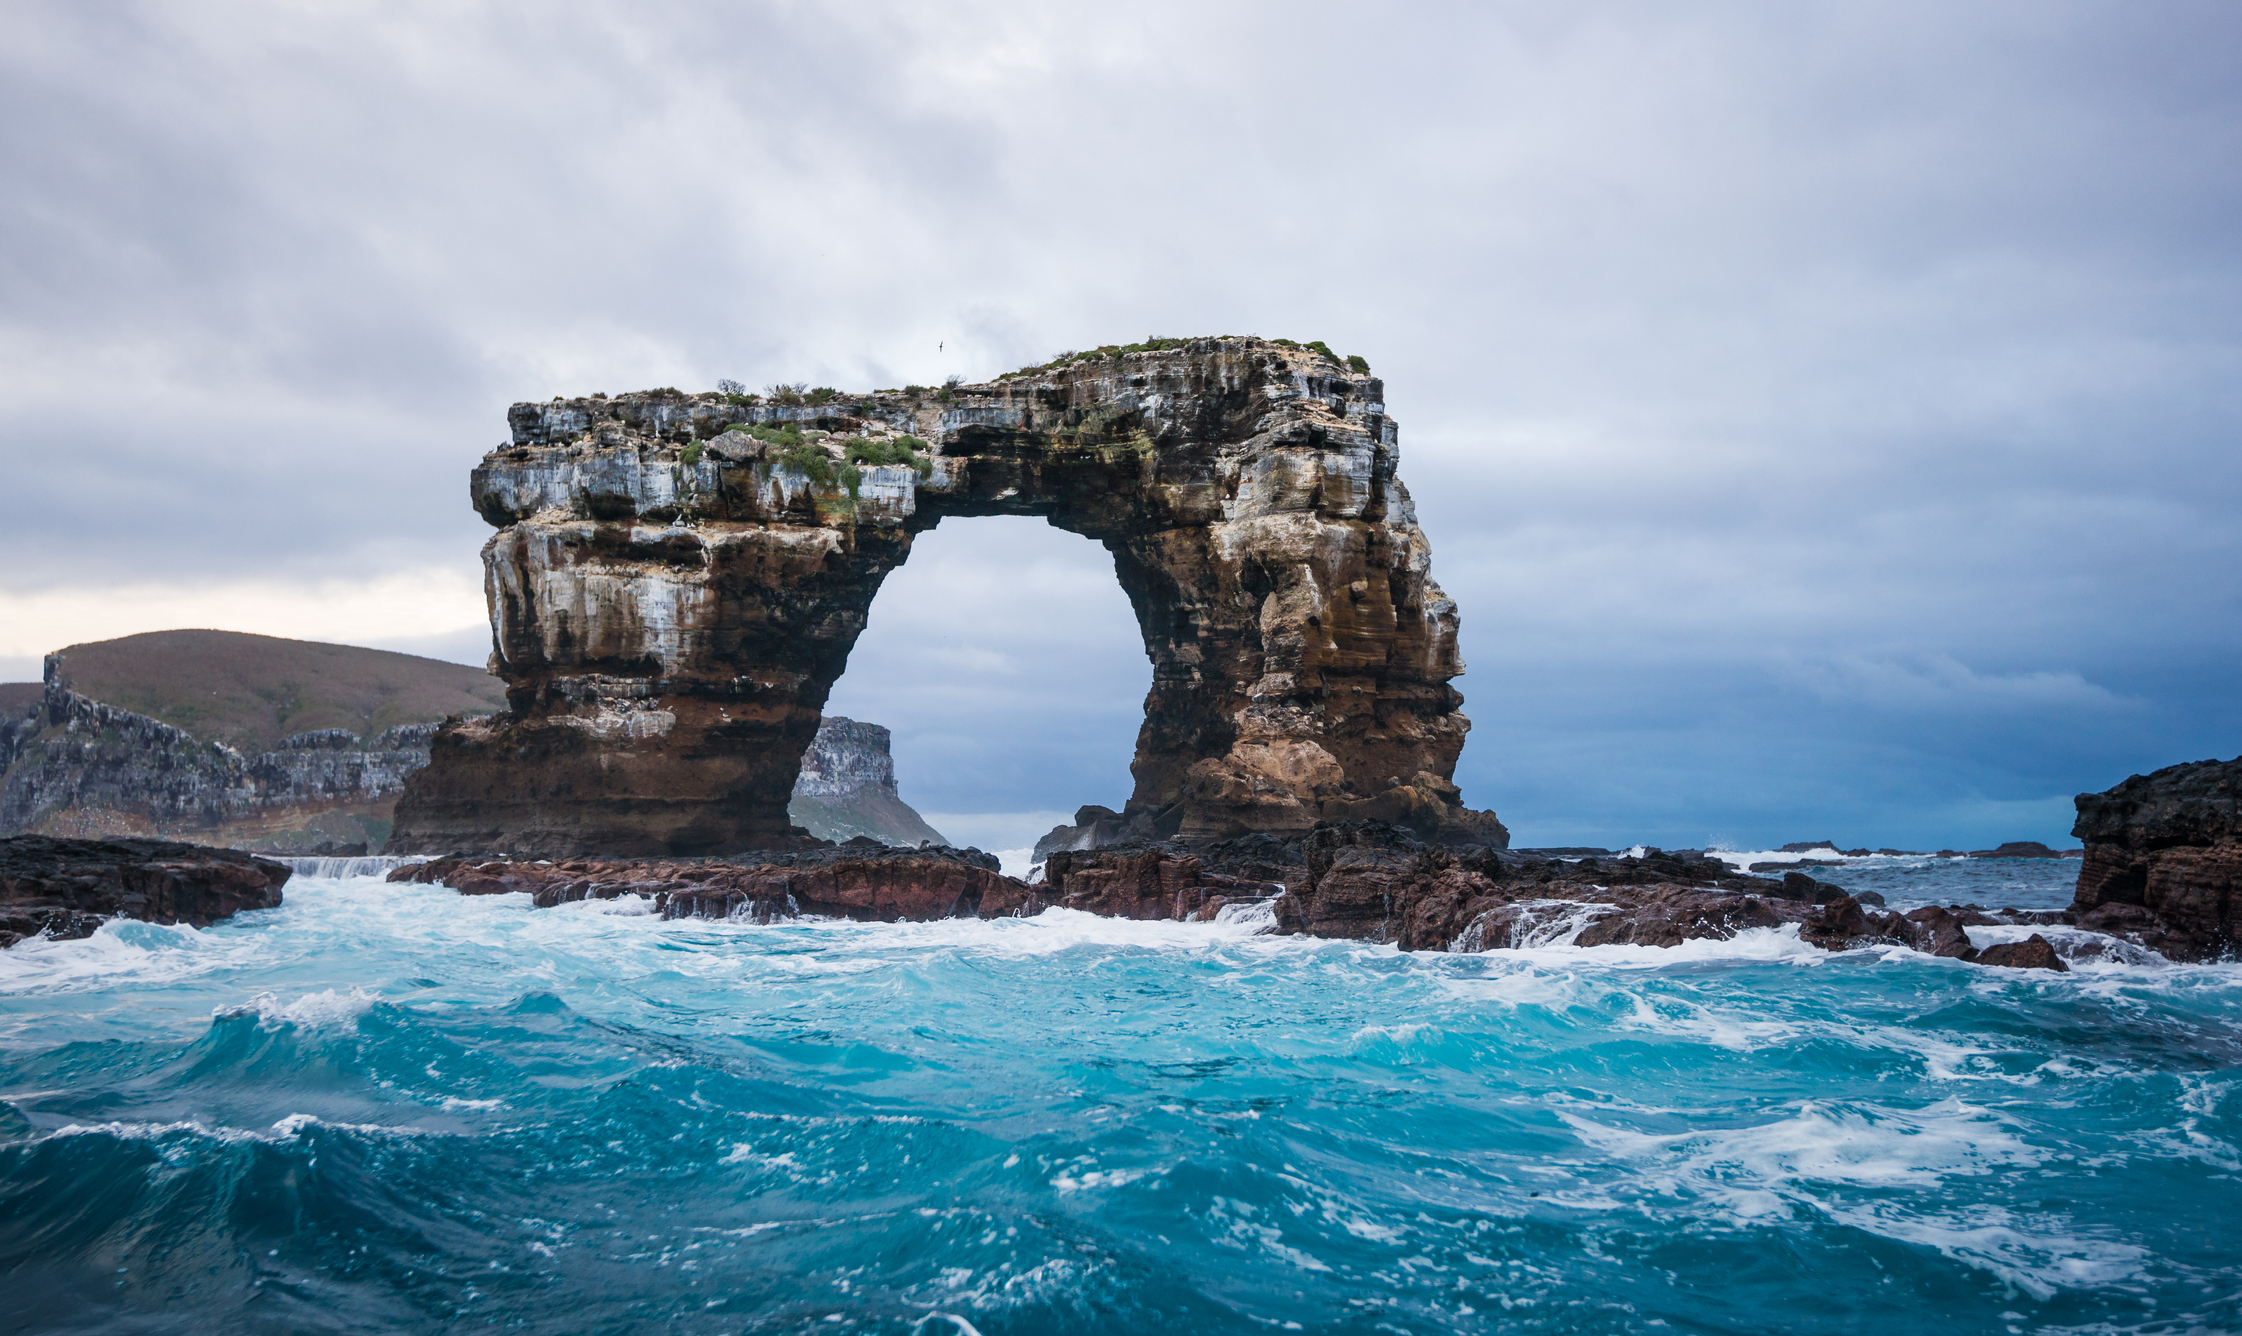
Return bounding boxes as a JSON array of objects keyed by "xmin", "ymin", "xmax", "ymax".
[
  {"xmin": 7, "ymin": 754, "xmax": 2233, "ymax": 970},
  {"xmin": 374, "ymin": 750, "xmax": 2242, "ymax": 968},
  {"xmin": 384, "ymin": 823, "xmax": 2087, "ymax": 972}
]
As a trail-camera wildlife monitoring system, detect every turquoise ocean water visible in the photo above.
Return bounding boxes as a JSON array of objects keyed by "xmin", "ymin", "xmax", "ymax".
[{"xmin": 1, "ymin": 855, "xmax": 2236, "ymax": 1334}]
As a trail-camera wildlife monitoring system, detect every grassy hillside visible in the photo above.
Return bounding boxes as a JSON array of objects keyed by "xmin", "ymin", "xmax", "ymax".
[
  {"xmin": 46, "ymin": 629, "xmax": 505, "ymax": 752},
  {"xmin": 0, "ymin": 683, "xmax": 39, "ymax": 719}
]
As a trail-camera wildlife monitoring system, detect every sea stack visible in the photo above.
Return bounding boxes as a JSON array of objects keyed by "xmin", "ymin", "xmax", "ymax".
[
  {"xmin": 390, "ymin": 338, "xmax": 1505, "ymax": 857},
  {"xmin": 2070, "ymin": 757, "xmax": 2242, "ymax": 961},
  {"xmin": 786, "ymin": 716, "xmax": 946, "ymax": 846}
]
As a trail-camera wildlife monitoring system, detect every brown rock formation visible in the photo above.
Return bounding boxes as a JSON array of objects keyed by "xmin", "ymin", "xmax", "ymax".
[
  {"xmin": 2070, "ymin": 757, "xmax": 2242, "ymax": 962},
  {"xmin": 389, "ymin": 338, "xmax": 1503, "ymax": 857},
  {"xmin": 386, "ymin": 822, "xmax": 2110, "ymax": 973},
  {"xmin": 389, "ymin": 844, "xmax": 1028, "ymax": 922},
  {"xmin": 0, "ymin": 834, "xmax": 290, "ymax": 947},
  {"xmin": 1974, "ymin": 934, "xmax": 2069, "ymax": 972}
]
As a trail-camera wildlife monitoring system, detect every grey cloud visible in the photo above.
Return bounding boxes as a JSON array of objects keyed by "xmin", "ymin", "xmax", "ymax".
[{"xmin": 2, "ymin": 0, "xmax": 2236, "ymax": 847}]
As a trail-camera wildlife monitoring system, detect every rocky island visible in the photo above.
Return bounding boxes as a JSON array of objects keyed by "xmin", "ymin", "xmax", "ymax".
[
  {"xmin": 1, "ymin": 631, "xmax": 503, "ymax": 854},
  {"xmin": 389, "ymin": 337, "xmax": 1505, "ymax": 857},
  {"xmin": 3, "ymin": 634, "xmax": 942, "ymax": 857}
]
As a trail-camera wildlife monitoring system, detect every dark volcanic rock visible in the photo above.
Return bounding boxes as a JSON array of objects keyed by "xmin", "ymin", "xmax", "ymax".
[
  {"xmin": 392, "ymin": 844, "xmax": 1025, "ymax": 923},
  {"xmin": 1974, "ymin": 934, "xmax": 2069, "ymax": 972},
  {"xmin": 1033, "ymin": 805, "xmax": 1130, "ymax": 861},
  {"xmin": 1904, "ymin": 905, "xmax": 1981, "ymax": 959},
  {"xmin": 1799, "ymin": 894, "xmax": 1911, "ymax": 951},
  {"xmin": 1571, "ymin": 890, "xmax": 1785, "ymax": 948},
  {"xmin": 391, "ymin": 340, "xmax": 1506, "ymax": 857},
  {"xmin": 1970, "ymin": 841, "xmax": 2060, "ymax": 859},
  {"xmin": 379, "ymin": 820, "xmax": 2117, "ymax": 974},
  {"xmin": 2073, "ymin": 901, "xmax": 2189, "ymax": 959},
  {"xmin": 0, "ymin": 834, "xmax": 289, "ymax": 947},
  {"xmin": 2070, "ymin": 757, "xmax": 2242, "ymax": 962}
]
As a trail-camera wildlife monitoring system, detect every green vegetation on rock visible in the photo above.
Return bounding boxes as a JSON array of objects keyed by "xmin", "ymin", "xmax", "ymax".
[{"xmin": 997, "ymin": 335, "xmax": 1365, "ymax": 381}]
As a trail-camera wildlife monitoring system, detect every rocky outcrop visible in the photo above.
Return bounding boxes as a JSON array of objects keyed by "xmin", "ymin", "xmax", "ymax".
[
  {"xmin": 389, "ymin": 842, "xmax": 1025, "ymax": 922},
  {"xmin": 1033, "ymin": 805, "xmax": 1133, "ymax": 862},
  {"xmin": 1973, "ymin": 935, "xmax": 2069, "ymax": 972},
  {"xmin": 1968, "ymin": 841, "xmax": 2068, "ymax": 859},
  {"xmin": 2070, "ymin": 757, "xmax": 2242, "ymax": 962},
  {"xmin": 391, "ymin": 338, "xmax": 1505, "ymax": 857},
  {"xmin": 785, "ymin": 716, "xmax": 946, "ymax": 846},
  {"xmin": 389, "ymin": 822, "xmax": 2100, "ymax": 974},
  {"xmin": 0, "ymin": 834, "xmax": 290, "ymax": 947},
  {"xmin": 6, "ymin": 660, "xmax": 937, "ymax": 857},
  {"xmin": 0, "ymin": 667, "xmax": 440, "ymax": 852}
]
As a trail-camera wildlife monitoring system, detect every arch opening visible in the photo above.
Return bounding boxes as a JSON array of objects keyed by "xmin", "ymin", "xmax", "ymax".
[{"xmin": 822, "ymin": 515, "xmax": 1148, "ymax": 863}]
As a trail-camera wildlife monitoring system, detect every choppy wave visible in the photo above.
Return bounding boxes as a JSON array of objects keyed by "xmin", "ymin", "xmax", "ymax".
[
  {"xmin": 1, "ymin": 866, "xmax": 2237, "ymax": 1334},
  {"xmin": 269, "ymin": 852, "xmax": 433, "ymax": 880}
]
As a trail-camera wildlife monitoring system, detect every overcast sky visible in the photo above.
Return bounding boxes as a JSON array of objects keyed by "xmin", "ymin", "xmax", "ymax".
[{"xmin": 4, "ymin": 1, "xmax": 2237, "ymax": 851}]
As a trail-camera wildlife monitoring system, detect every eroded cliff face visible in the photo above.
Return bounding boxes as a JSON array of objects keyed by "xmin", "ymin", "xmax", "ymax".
[
  {"xmin": 0, "ymin": 667, "xmax": 437, "ymax": 852},
  {"xmin": 391, "ymin": 338, "xmax": 1504, "ymax": 857},
  {"xmin": 786, "ymin": 716, "xmax": 947, "ymax": 846},
  {"xmin": 2070, "ymin": 757, "xmax": 2241, "ymax": 961}
]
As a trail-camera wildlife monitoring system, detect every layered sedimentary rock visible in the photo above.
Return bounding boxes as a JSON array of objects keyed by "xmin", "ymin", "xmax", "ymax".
[
  {"xmin": 5, "ymin": 662, "xmax": 936, "ymax": 856},
  {"xmin": 0, "ymin": 834, "xmax": 290, "ymax": 947},
  {"xmin": 2071, "ymin": 757, "xmax": 2241, "ymax": 962},
  {"xmin": 0, "ymin": 670, "xmax": 440, "ymax": 853},
  {"xmin": 391, "ymin": 339, "xmax": 1504, "ymax": 857},
  {"xmin": 785, "ymin": 716, "xmax": 947, "ymax": 846}
]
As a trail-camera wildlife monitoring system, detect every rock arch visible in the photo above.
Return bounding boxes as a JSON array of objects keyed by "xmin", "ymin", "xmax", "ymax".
[{"xmin": 390, "ymin": 339, "xmax": 1506, "ymax": 856}]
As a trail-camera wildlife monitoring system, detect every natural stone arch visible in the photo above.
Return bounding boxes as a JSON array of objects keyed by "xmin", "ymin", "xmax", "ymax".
[{"xmin": 390, "ymin": 338, "xmax": 1506, "ymax": 856}]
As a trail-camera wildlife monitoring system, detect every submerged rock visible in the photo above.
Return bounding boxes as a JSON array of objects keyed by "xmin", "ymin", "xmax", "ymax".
[{"xmin": 0, "ymin": 834, "xmax": 289, "ymax": 947}]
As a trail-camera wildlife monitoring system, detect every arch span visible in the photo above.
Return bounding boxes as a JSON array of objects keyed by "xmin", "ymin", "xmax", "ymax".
[{"xmin": 390, "ymin": 338, "xmax": 1506, "ymax": 856}]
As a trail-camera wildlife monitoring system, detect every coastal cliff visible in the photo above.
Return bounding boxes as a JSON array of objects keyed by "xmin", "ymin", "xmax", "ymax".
[
  {"xmin": 2071, "ymin": 757, "xmax": 2241, "ymax": 961},
  {"xmin": 0, "ymin": 630, "xmax": 509, "ymax": 853},
  {"xmin": 391, "ymin": 337, "xmax": 1505, "ymax": 857},
  {"xmin": 1, "ymin": 672, "xmax": 442, "ymax": 852},
  {"xmin": 4, "ymin": 662, "xmax": 940, "ymax": 854}
]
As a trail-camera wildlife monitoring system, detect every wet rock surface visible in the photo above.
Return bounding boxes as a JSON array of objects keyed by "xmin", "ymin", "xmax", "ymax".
[
  {"xmin": 0, "ymin": 834, "xmax": 290, "ymax": 947},
  {"xmin": 392, "ymin": 339, "xmax": 1505, "ymax": 858},
  {"xmin": 1974, "ymin": 934, "xmax": 2070, "ymax": 972},
  {"xmin": 2070, "ymin": 756, "xmax": 2242, "ymax": 962},
  {"xmin": 393, "ymin": 823, "xmax": 2111, "ymax": 972},
  {"xmin": 390, "ymin": 843, "xmax": 1024, "ymax": 923}
]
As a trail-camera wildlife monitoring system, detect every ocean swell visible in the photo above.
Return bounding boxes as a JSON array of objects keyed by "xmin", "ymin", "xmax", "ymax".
[{"xmin": 1, "ymin": 868, "xmax": 2237, "ymax": 1334}]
